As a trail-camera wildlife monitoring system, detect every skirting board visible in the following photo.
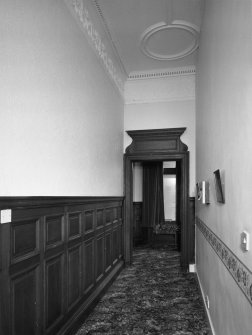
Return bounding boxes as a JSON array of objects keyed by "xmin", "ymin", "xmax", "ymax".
[{"xmin": 196, "ymin": 269, "xmax": 216, "ymax": 335}]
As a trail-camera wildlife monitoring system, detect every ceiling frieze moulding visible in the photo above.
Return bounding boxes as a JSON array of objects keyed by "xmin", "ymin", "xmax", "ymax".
[
  {"xmin": 125, "ymin": 74, "xmax": 195, "ymax": 105},
  {"xmin": 91, "ymin": 0, "xmax": 127, "ymax": 77},
  {"xmin": 128, "ymin": 66, "xmax": 196, "ymax": 80},
  {"xmin": 64, "ymin": 0, "xmax": 125, "ymax": 97}
]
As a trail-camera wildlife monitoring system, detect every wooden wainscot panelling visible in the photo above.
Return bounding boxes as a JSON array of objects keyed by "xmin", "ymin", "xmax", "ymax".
[
  {"xmin": 84, "ymin": 210, "xmax": 94, "ymax": 234},
  {"xmin": 105, "ymin": 232, "xmax": 112, "ymax": 272},
  {"xmin": 45, "ymin": 253, "xmax": 65, "ymax": 332},
  {"xmin": 11, "ymin": 219, "xmax": 39, "ymax": 263},
  {"xmin": 67, "ymin": 244, "xmax": 82, "ymax": 310},
  {"xmin": 105, "ymin": 208, "xmax": 112, "ymax": 227},
  {"xmin": 0, "ymin": 196, "xmax": 124, "ymax": 335},
  {"xmin": 112, "ymin": 228, "xmax": 118, "ymax": 264},
  {"xmin": 45, "ymin": 215, "xmax": 64, "ymax": 249},
  {"xmin": 11, "ymin": 266, "xmax": 39, "ymax": 335},
  {"xmin": 96, "ymin": 208, "xmax": 104, "ymax": 232},
  {"xmin": 96, "ymin": 235, "xmax": 105, "ymax": 281},
  {"xmin": 68, "ymin": 212, "xmax": 81, "ymax": 241},
  {"xmin": 83, "ymin": 239, "xmax": 95, "ymax": 295}
]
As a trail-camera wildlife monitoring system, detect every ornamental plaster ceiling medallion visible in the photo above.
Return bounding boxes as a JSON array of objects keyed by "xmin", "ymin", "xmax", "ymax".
[
  {"xmin": 89, "ymin": 0, "xmax": 204, "ymax": 80},
  {"xmin": 140, "ymin": 21, "xmax": 199, "ymax": 61}
]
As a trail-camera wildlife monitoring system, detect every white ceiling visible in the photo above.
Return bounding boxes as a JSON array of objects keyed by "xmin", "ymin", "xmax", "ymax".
[{"xmin": 92, "ymin": 0, "xmax": 204, "ymax": 78}]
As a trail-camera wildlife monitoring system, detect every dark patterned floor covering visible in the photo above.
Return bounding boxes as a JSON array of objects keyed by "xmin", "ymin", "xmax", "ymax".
[{"xmin": 75, "ymin": 246, "xmax": 211, "ymax": 335}]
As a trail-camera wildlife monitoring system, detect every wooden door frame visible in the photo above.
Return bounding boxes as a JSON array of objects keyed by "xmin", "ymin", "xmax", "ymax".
[{"xmin": 123, "ymin": 128, "xmax": 190, "ymax": 271}]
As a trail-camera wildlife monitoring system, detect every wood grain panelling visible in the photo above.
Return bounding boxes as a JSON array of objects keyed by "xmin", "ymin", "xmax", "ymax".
[
  {"xmin": 11, "ymin": 267, "xmax": 39, "ymax": 335},
  {"xmin": 0, "ymin": 197, "xmax": 124, "ymax": 335},
  {"xmin": 68, "ymin": 213, "xmax": 81, "ymax": 240},
  {"xmin": 45, "ymin": 215, "xmax": 64, "ymax": 248},
  {"xmin": 105, "ymin": 233, "xmax": 112, "ymax": 272},
  {"xmin": 84, "ymin": 210, "xmax": 94, "ymax": 233},
  {"xmin": 96, "ymin": 209, "xmax": 104, "ymax": 228},
  {"xmin": 45, "ymin": 254, "xmax": 64, "ymax": 330},
  {"xmin": 96, "ymin": 236, "xmax": 104, "ymax": 281},
  {"xmin": 67, "ymin": 245, "xmax": 81, "ymax": 309},
  {"xmin": 83, "ymin": 239, "xmax": 95, "ymax": 294},
  {"xmin": 105, "ymin": 208, "xmax": 112, "ymax": 225},
  {"xmin": 112, "ymin": 229, "xmax": 118, "ymax": 264},
  {"xmin": 11, "ymin": 220, "xmax": 39, "ymax": 262}
]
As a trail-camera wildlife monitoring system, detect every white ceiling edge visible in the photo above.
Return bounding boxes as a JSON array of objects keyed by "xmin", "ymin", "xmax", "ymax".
[
  {"xmin": 128, "ymin": 66, "xmax": 196, "ymax": 80},
  {"xmin": 64, "ymin": 0, "xmax": 126, "ymax": 97},
  {"xmin": 125, "ymin": 74, "xmax": 195, "ymax": 105}
]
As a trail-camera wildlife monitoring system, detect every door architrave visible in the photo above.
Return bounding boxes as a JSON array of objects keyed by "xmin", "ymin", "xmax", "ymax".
[{"xmin": 124, "ymin": 128, "xmax": 190, "ymax": 271}]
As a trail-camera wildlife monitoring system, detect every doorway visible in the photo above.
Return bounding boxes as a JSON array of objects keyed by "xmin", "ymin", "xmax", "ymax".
[
  {"xmin": 124, "ymin": 128, "xmax": 191, "ymax": 271},
  {"xmin": 132, "ymin": 160, "xmax": 182, "ymax": 251}
]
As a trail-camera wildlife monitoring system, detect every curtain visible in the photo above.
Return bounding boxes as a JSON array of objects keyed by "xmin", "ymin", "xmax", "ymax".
[{"xmin": 142, "ymin": 162, "xmax": 164, "ymax": 232}]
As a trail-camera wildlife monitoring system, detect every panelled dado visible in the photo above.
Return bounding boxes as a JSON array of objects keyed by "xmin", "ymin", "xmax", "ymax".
[{"xmin": 0, "ymin": 197, "xmax": 124, "ymax": 335}]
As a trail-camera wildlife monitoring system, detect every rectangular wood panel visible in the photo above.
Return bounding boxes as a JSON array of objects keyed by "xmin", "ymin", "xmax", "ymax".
[
  {"xmin": 83, "ymin": 240, "xmax": 94, "ymax": 294},
  {"xmin": 68, "ymin": 245, "xmax": 81, "ymax": 309},
  {"xmin": 84, "ymin": 210, "xmax": 94, "ymax": 233},
  {"xmin": 105, "ymin": 209, "xmax": 112, "ymax": 225},
  {"xmin": 96, "ymin": 236, "xmax": 104, "ymax": 281},
  {"xmin": 118, "ymin": 224, "xmax": 123, "ymax": 258},
  {"xmin": 105, "ymin": 233, "xmax": 111, "ymax": 271},
  {"xmin": 45, "ymin": 216, "xmax": 64, "ymax": 248},
  {"xmin": 112, "ymin": 229, "xmax": 118, "ymax": 263},
  {"xmin": 96, "ymin": 209, "xmax": 104, "ymax": 227},
  {"xmin": 11, "ymin": 267, "xmax": 39, "ymax": 335},
  {"xmin": 11, "ymin": 220, "xmax": 39, "ymax": 262},
  {"xmin": 68, "ymin": 213, "xmax": 81, "ymax": 239},
  {"xmin": 45, "ymin": 254, "xmax": 64, "ymax": 330}
]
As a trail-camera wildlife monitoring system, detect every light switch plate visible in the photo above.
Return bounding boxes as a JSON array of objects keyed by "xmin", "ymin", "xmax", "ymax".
[
  {"xmin": 241, "ymin": 231, "xmax": 249, "ymax": 252},
  {"xmin": 0, "ymin": 209, "xmax": 12, "ymax": 224}
]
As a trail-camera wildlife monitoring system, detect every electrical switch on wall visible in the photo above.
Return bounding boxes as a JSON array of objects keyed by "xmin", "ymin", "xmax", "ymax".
[
  {"xmin": 0, "ymin": 209, "xmax": 12, "ymax": 224},
  {"xmin": 241, "ymin": 231, "xmax": 250, "ymax": 252}
]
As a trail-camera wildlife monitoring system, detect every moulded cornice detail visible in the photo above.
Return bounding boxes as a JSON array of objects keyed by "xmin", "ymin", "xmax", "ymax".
[
  {"xmin": 64, "ymin": 0, "xmax": 125, "ymax": 96},
  {"xmin": 125, "ymin": 74, "xmax": 195, "ymax": 104},
  {"xmin": 128, "ymin": 66, "xmax": 196, "ymax": 80},
  {"xmin": 92, "ymin": 0, "xmax": 127, "ymax": 77}
]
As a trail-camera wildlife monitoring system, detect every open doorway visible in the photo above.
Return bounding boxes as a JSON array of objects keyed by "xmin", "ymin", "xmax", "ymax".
[
  {"xmin": 124, "ymin": 128, "xmax": 191, "ymax": 271},
  {"xmin": 133, "ymin": 160, "xmax": 182, "ymax": 251}
]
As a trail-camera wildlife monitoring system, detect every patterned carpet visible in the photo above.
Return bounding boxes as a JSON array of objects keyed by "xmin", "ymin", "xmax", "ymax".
[{"xmin": 75, "ymin": 246, "xmax": 211, "ymax": 335}]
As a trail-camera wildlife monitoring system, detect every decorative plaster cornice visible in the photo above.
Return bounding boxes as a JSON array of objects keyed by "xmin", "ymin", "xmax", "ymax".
[
  {"xmin": 64, "ymin": 0, "xmax": 125, "ymax": 96},
  {"xmin": 125, "ymin": 74, "xmax": 195, "ymax": 104},
  {"xmin": 196, "ymin": 217, "xmax": 252, "ymax": 307},
  {"xmin": 128, "ymin": 66, "xmax": 196, "ymax": 80},
  {"xmin": 92, "ymin": 0, "xmax": 127, "ymax": 77}
]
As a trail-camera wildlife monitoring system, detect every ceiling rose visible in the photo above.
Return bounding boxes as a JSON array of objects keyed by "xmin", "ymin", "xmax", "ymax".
[{"xmin": 140, "ymin": 22, "xmax": 199, "ymax": 61}]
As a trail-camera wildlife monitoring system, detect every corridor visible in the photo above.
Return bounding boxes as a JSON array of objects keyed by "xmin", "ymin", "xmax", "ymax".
[{"xmin": 75, "ymin": 247, "xmax": 211, "ymax": 335}]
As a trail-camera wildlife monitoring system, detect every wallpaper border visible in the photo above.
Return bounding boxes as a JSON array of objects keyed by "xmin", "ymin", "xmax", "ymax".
[{"xmin": 196, "ymin": 217, "xmax": 252, "ymax": 307}]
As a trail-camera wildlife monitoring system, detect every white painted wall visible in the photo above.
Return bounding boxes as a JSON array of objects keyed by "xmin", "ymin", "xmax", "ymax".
[
  {"xmin": 0, "ymin": 0, "xmax": 124, "ymax": 196},
  {"xmin": 124, "ymin": 77, "xmax": 196, "ymax": 197},
  {"xmin": 196, "ymin": 0, "xmax": 252, "ymax": 334},
  {"xmin": 133, "ymin": 162, "xmax": 143, "ymax": 202}
]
